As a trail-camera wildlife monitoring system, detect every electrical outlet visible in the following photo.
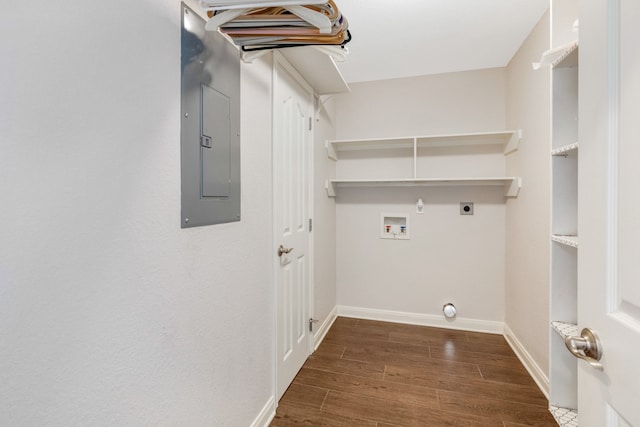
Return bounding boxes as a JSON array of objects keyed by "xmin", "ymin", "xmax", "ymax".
[{"xmin": 460, "ymin": 202, "xmax": 474, "ymax": 215}]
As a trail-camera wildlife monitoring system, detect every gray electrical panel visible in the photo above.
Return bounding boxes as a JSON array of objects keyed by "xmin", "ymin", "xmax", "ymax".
[{"xmin": 181, "ymin": 3, "xmax": 240, "ymax": 228}]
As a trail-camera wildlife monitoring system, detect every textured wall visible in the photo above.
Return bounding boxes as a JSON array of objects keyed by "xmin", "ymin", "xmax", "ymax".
[{"xmin": 0, "ymin": 1, "xmax": 274, "ymax": 425}]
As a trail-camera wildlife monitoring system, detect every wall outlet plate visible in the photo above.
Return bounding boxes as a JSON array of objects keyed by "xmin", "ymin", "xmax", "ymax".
[
  {"xmin": 381, "ymin": 213, "xmax": 410, "ymax": 240},
  {"xmin": 460, "ymin": 202, "xmax": 474, "ymax": 215}
]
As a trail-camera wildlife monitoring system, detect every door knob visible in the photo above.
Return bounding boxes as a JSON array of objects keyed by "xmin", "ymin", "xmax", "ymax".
[
  {"xmin": 278, "ymin": 245, "xmax": 293, "ymax": 257},
  {"xmin": 564, "ymin": 328, "xmax": 604, "ymax": 371}
]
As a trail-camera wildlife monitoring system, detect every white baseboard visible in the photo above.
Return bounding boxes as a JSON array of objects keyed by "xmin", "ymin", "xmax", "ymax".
[
  {"xmin": 313, "ymin": 306, "xmax": 337, "ymax": 350},
  {"xmin": 250, "ymin": 395, "xmax": 276, "ymax": 427},
  {"xmin": 336, "ymin": 305, "xmax": 504, "ymax": 334},
  {"xmin": 503, "ymin": 323, "xmax": 549, "ymax": 398}
]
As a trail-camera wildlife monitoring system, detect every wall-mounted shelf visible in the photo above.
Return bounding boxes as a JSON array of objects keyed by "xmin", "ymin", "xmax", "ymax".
[
  {"xmin": 533, "ymin": 41, "xmax": 579, "ymax": 70},
  {"xmin": 551, "ymin": 235, "xmax": 579, "ymax": 248},
  {"xmin": 325, "ymin": 130, "xmax": 522, "ymax": 198},
  {"xmin": 326, "ymin": 130, "xmax": 521, "ymax": 160},
  {"xmin": 325, "ymin": 177, "xmax": 521, "ymax": 198},
  {"xmin": 552, "ymin": 142, "xmax": 579, "ymax": 156},
  {"xmin": 552, "ymin": 42, "xmax": 579, "ymax": 69}
]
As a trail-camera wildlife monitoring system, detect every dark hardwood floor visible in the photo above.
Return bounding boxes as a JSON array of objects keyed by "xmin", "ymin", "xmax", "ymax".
[{"xmin": 271, "ymin": 317, "xmax": 557, "ymax": 427}]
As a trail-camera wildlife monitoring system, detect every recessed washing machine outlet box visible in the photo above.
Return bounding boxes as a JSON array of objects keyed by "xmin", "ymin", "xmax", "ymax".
[
  {"xmin": 460, "ymin": 202, "xmax": 474, "ymax": 215},
  {"xmin": 380, "ymin": 213, "xmax": 410, "ymax": 240}
]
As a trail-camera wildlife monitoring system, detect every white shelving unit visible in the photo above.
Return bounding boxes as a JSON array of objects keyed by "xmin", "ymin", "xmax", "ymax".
[
  {"xmin": 325, "ymin": 130, "xmax": 522, "ymax": 197},
  {"xmin": 547, "ymin": 1, "xmax": 579, "ymax": 424}
]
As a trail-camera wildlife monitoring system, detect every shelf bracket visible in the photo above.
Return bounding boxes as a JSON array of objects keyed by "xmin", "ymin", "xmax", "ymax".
[
  {"xmin": 505, "ymin": 177, "xmax": 522, "ymax": 197},
  {"xmin": 325, "ymin": 140, "xmax": 337, "ymax": 161},
  {"xmin": 241, "ymin": 49, "xmax": 270, "ymax": 63},
  {"xmin": 504, "ymin": 129, "xmax": 522, "ymax": 155},
  {"xmin": 325, "ymin": 180, "xmax": 336, "ymax": 197}
]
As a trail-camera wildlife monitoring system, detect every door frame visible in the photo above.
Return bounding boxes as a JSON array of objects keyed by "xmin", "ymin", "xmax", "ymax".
[{"xmin": 271, "ymin": 50, "xmax": 315, "ymax": 401}]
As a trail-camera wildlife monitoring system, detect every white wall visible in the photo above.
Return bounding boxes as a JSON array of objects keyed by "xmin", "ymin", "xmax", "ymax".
[
  {"xmin": 333, "ymin": 69, "xmax": 509, "ymax": 327},
  {"xmin": 505, "ymin": 11, "xmax": 552, "ymax": 381},
  {"xmin": 0, "ymin": 1, "xmax": 274, "ymax": 425},
  {"xmin": 335, "ymin": 68, "xmax": 507, "ymax": 139}
]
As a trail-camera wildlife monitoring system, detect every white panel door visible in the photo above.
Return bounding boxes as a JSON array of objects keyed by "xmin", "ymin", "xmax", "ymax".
[
  {"xmin": 578, "ymin": 1, "xmax": 640, "ymax": 425},
  {"xmin": 273, "ymin": 53, "xmax": 313, "ymax": 401}
]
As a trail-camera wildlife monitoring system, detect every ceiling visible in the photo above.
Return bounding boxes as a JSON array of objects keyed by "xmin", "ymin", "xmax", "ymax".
[{"xmin": 334, "ymin": 0, "xmax": 549, "ymax": 83}]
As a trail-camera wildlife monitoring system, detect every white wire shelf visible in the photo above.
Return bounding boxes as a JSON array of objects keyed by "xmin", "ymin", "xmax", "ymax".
[
  {"xmin": 551, "ymin": 321, "xmax": 579, "ymax": 340},
  {"xmin": 534, "ymin": 41, "xmax": 579, "ymax": 70},
  {"xmin": 549, "ymin": 405, "xmax": 578, "ymax": 427},
  {"xmin": 552, "ymin": 42, "xmax": 579, "ymax": 69},
  {"xmin": 552, "ymin": 235, "xmax": 579, "ymax": 248},
  {"xmin": 552, "ymin": 142, "xmax": 579, "ymax": 156}
]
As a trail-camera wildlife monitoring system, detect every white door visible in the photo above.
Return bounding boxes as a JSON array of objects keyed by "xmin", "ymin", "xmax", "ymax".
[
  {"xmin": 273, "ymin": 53, "xmax": 313, "ymax": 401},
  {"xmin": 578, "ymin": 1, "xmax": 640, "ymax": 425}
]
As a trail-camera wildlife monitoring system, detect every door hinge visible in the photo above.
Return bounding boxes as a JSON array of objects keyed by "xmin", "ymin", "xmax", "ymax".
[
  {"xmin": 309, "ymin": 117, "xmax": 313, "ymax": 131},
  {"xmin": 309, "ymin": 318, "xmax": 319, "ymax": 332},
  {"xmin": 309, "ymin": 218, "xmax": 313, "ymax": 232}
]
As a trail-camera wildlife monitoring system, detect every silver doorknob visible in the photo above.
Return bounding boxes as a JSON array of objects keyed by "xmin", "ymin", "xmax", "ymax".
[
  {"xmin": 278, "ymin": 245, "xmax": 293, "ymax": 257},
  {"xmin": 564, "ymin": 328, "xmax": 604, "ymax": 371}
]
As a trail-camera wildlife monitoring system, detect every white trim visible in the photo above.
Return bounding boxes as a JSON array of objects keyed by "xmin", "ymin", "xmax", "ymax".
[
  {"xmin": 606, "ymin": 0, "xmax": 620, "ymax": 315},
  {"xmin": 250, "ymin": 395, "xmax": 276, "ymax": 427},
  {"xmin": 503, "ymin": 323, "xmax": 550, "ymax": 398},
  {"xmin": 337, "ymin": 305, "xmax": 504, "ymax": 334},
  {"xmin": 307, "ymin": 68, "xmax": 316, "ymax": 358},
  {"xmin": 271, "ymin": 50, "xmax": 279, "ymax": 408},
  {"xmin": 313, "ymin": 306, "xmax": 337, "ymax": 350},
  {"xmin": 270, "ymin": 49, "xmax": 278, "ymax": 412}
]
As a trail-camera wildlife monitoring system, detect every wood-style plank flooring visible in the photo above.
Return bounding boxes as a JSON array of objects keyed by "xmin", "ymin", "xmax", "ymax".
[{"xmin": 271, "ymin": 317, "xmax": 557, "ymax": 427}]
